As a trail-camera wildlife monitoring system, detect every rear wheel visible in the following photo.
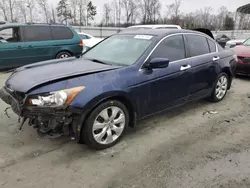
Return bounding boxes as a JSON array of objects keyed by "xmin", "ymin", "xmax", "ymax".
[
  {"xmin": 82, "ymin": 100, "xmax": 129, "ymax": 150},
  {"xmin": 56, "ymin": 51, "xmax": 72, "ymax": 59},
  {"xmin": 210, "ymin": 73, "xmax": 229, "ymax": 102}
]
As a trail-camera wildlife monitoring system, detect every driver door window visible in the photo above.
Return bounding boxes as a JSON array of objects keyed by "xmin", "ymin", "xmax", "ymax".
[
  {"xmin": 0, "ymin": 27, "xmax": 21, "ymax": 43},
  {"xmin": 150, "ymin": 35, "xmax": 186, "ymax": 62}
]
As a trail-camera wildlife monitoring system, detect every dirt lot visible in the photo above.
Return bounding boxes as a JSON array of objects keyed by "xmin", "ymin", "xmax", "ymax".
[{"xmin": 0, "ymin": 73, "xmax": 250, "ymax": 188}]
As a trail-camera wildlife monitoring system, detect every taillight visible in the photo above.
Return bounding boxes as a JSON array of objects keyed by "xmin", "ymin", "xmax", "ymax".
[{"xmin": 79, "ymin": 41, "xmax": 84, "ymax": 46}]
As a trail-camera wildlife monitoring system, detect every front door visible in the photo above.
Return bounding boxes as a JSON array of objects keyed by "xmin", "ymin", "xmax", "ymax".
[
  {"xmin": 136, "ymin": 34, "xmax": 193, "ymax": 117},
  {"xmin": 0, "ymin": 27, "xmax": 27, "ymax": 68}
]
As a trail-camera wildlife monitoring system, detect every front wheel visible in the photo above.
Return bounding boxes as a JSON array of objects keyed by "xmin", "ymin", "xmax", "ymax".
[
  {"xmin": 210, "ymin": 73, "xmax": 229, "ymax": 102},
  {"xmin": 82, "ymin": 100, "xmax": 129, "ymax": 150}
]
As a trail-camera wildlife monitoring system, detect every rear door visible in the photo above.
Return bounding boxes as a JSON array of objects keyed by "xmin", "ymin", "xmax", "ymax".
[
  {"xmin": 21, "ymin": 26, "xmax": 54, "ymax": 65},
  {"xmin": 185, "ymin": 34, "xmax": 219, "ymax": 100}
]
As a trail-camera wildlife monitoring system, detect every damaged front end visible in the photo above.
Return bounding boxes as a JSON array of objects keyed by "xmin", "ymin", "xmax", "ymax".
[{"xmin": 0, "ymin": 86, "xmax": 83, "ymax": 140}]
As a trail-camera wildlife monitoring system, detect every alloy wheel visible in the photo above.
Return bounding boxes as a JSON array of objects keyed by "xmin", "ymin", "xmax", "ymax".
[
  {"xmin": 215, "ymin": 75, "xmax": 228, "ymax": 100},
  {"xmin": 92, "ymin": 106, "xmax": 126, "ymax": 145}
]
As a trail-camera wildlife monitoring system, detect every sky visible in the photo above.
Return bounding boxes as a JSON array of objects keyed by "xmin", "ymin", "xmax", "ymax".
[{"xmin": 49, "ymin": 0, "xmax": 250, "ymax": 23}]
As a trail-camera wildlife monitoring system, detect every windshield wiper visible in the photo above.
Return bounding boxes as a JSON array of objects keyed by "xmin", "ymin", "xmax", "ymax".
[{"xmin": 90, "ymin": 59, "xmax": 110, "ymax": 65}]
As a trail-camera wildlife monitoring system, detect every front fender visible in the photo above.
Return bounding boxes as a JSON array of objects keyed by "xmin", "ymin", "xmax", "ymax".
[{"xmin": 70, "ymin": 90, "xmax": 137, "ymax": 142}]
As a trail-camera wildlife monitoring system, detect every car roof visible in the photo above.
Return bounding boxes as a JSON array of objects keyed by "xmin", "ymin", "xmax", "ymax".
[
  {"xmin": 0, "ymin": 23, "xmax": 69, "ymax": 29},
  {"xmin": 118, "ymin": 28, "xmax": 212, "ymax": 38}
]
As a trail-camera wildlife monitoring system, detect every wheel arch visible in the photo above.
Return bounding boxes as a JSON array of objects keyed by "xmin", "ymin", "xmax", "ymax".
[
  {"xmin": 77, "ymin": 93, "xmax": 137, "ymax": 142},
  {"xmin": 221, "ymin": 67, "xmax": 232, "ymax": 89},
  {"xmin": 55, "ymin": 50, "xmax": 73, "ymax": 58}
]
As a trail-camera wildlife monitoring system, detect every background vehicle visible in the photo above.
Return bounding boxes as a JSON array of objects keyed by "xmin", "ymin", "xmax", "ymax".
[
  {"xmin": 225, "ymin": 38, "xmax": 246, "ymax": 48},
  {"xmin": 78, "ymin": 32, "xmax": 103, "ymax": 51},
  {"xmin": 122, "ymin": 24, "xmax": 182, "ymax": 32},
  {"xmin": 0, "ymin": 23, "xmax": 83, "ymax": 70},
  {"xmin": 0, "ymin": 29, "xmax": 237, "ymax": 150},
  {"xmin": 232, "ymin": 37, "xmax": 250, "ymax": 75},
  {"xmin": 215, "ymin": 34, "xmax": 231, "ymax": 48}
]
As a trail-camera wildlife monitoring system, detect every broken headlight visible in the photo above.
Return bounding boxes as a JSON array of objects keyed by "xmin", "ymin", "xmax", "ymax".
[{"xmin": 28, "ymin": 86, "xmax": 85, "ymax": 107}]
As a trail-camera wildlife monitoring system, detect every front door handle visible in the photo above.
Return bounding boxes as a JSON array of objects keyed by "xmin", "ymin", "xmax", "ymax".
[
  {"xmin": 28, "ymin": 45, "xmax": 33, "ymax": 48},
  {"xmin": 180, "ymin": 64, "xmax": 191, "ymax": 71},
  {"xmin": 213, "ymin": 56, "xmax": 220, "ymax": 61},
  {"xmin": 17, "ymin": 46, "xmax": 22, "ymax": 49}
]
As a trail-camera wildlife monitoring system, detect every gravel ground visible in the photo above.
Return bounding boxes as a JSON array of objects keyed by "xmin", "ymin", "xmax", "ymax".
[{"xmin": 0, "ymin": 73, "xmax": 250, "ymax": 188}]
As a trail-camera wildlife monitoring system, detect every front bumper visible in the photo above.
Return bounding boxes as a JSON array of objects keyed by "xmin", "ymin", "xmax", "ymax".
[
  {"xmin": 0, "ymin": 86, "xmax": 83, "ymax": 140},
  {"xmin": 0, "ymin": 87, "xmax": 22, "ymax": 115},
  {"xmin": 236, "ymin": 63, "xmax": 250, "ymax": 75}
]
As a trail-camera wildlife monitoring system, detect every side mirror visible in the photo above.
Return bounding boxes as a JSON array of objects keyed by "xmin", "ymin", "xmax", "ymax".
[{"xmin": 148, "ymin": 58, "xmax": 170, "ymax": 69}]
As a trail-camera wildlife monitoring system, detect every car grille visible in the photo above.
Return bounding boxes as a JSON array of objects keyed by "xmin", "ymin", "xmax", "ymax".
[{"xmin": 238, "ymin": 56, "xmax": 250, "ymax": 64}]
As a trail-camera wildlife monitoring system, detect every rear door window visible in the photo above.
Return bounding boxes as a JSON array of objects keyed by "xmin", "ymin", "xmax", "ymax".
[
  {"xmin": 186, "ymin": 35, "xmax": 210, "ymax": 57},
  {"xmin": 22, "ymin": 26, "xmax": 52, "ymax": 42},
  {"xmin": 150, "ymin": 35, "xmax": 186, "ymax": 62},
  {"xmin": 51, "ymin": 27, "xmax": 73, "ymax": 40}
]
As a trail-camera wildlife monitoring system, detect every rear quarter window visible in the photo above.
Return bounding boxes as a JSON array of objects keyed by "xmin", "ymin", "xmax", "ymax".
[{"xmin": 51, "ymin": 27, "xmax": 74, "ymax": 40}]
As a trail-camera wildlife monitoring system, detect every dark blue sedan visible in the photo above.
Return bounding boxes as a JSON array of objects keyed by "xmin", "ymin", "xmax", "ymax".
[{"xmin": 0, "ymin": 29, "xmax": 237, "ymax": 150}]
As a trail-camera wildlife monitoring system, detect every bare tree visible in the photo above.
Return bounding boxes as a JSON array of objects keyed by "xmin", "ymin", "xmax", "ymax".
[
  {"xmin": 122, "ymin": 0, "xmax": 138, "ymax": 25},
  {"xmin": 70, "ymin": 0, "xmax": 78, "ymax": 25},
  {"xmin": 7, "ymin": 0, "xmax": 16, "ymax": 22},
  {"xmin": 140, "ymin": 0, "xmax": 161, "ymax": 24},
  {"xmin": 77, "ymin": 0, "xmax": 87, "ymax": 26},
  {"xmin": 37, "ymin": 0, "xmax": 50, "ymax": 23},
  {"xmin": 112, "ymin": 0, "xmax": 122, "ymax": 26},
  {"xmin": 171, "ymin": 0, "xmax": 181, "ymax": 24},
  {"xmin": 0, "ymin": 0, "xmax": 9, "ymax": 21},
  {"xmin": 27, "ymin": 0, "xmax": 36, "ymax": 23},
  {"xmin": 102, "ymin": 3, "xmax": 111, "ymax": 26},
  {"xmin": 17, "ymin": 0, "xmax": 28, "ymax": 23},
  {"xmin": 217, "ymin": 6, "xmax": 228, "ymax": 30},
  {"xmin": 51, "ymin": 7, "xmax": 56, "ymax": 23}
]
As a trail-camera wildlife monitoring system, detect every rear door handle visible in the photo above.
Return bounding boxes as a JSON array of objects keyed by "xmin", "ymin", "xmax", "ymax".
[
  {"xmin": 213, "ymin": 56, "xmax": 220, "ymax": 61},
  {"xmin": 180, "ymin": 64, "xmax": 191, "ymax": 71},
  {"xmin": 17, "ymin": 46, "xmax": 22, "ymax": 49},
  {"xmin": 28, "ymin": 45, "xmax": 33, "ymax": 48}
]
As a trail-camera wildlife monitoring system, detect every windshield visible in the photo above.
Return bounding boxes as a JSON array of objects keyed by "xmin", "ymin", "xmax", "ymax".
[
  {"xmin": 83, "ymin": 34, "xmax": 153, "ymax": 66},
  {"xmin": 243, "ymin": 38, "xmax": 250, "ymax": 46}
]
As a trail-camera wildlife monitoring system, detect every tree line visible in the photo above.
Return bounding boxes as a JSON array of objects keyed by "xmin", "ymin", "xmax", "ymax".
[
  {"xmin": 101, "ymin": 0, "xmax": 250, "ymax": 30},
  {"xmin": 0, "ymin": 0, "xmax": 249, "ymax": 30},
  {"xmin": 0, "ymin": 0, "xmax": 97, "ymax": 26}
]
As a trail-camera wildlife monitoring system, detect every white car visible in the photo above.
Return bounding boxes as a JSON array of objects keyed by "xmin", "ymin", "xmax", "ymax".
[
  {"xmin": 124, "ymin": 24, "xmax": 182, "ymax": 32},
  {"xmin": 78, "ymin": 32, "xmax": 103, "ymax": 51}
]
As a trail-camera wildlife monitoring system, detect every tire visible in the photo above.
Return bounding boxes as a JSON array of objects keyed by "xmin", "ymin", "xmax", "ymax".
[
  {"xmin": 82, "ymin": 100, "xmax": 129, "ymax": 150},
  {"xmin": 210, "ymin": 73, "xmax": 229, "ymax": 102},
  {"xmin": 56, "ymin": 51, "xmax": 72, "ymax": 59}
]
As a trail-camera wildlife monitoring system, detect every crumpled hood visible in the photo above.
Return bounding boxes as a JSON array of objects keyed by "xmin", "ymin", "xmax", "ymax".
[
  {"xmin": 232, "ymin": 45, "xmax": 250, "ymax": 57},
  {"xmin": 6, "ymin": 57, "xmax": 121, "ymax": 93}
]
